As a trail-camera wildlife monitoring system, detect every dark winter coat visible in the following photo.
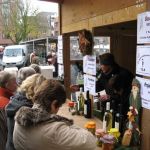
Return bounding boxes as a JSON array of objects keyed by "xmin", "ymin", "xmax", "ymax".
[
  {"xmin": 5, "ymin": 92, "xmax": 33, "ymax": 150},
  {"xmin": 96, "ymin": 63, "xmax": 134, "ymax": 117},
  {"xmin": 96, "ymin": 63, "xmax": 133, "ymax": 94}
]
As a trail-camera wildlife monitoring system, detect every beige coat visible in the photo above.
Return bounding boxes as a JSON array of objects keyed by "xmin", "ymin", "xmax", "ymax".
[{"xmin": 13, "ymin": 106, "xmax": 96, "ymax": 150}]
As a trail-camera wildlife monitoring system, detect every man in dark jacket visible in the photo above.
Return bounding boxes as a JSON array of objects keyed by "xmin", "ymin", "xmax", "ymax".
[
  {"xmin": 96, "ymin": 53, "xmax": 133, "ymax": 99},
  {"xmin": 70, "ymin": 53, "xmax": 133, "ymax": 118}
]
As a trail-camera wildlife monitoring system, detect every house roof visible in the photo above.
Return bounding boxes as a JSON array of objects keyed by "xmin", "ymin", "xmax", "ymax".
[
  {"xmin": 0, "ymin": 39, "xmax": 13, "ymax": 45},
  {"xmin": 40, "ymin": 0, "xmax": 64, "ymax": 4}
]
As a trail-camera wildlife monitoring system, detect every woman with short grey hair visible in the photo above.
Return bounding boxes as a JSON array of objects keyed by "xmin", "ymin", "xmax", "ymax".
[
  {"xmin": 30, "ymin": 64, "xmax": 41, "ymax": 74},
  {"xmin": 17, "ymin": 67, "xmax": 36, "ymax": 85}
]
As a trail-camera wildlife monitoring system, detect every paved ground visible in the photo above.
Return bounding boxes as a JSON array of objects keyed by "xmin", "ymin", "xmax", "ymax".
[{"xmin": 58, "ymin": 103, "xmax": 102, "ymax": 150}]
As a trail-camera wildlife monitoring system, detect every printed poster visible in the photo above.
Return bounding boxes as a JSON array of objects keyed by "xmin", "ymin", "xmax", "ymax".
[
  {"xmin": 136, "ymin": 45, "xmax": 150, "ymax": 76},
  {"xmin": 137, "ymin": 11, "xmax": 150, "ymax": 44}
]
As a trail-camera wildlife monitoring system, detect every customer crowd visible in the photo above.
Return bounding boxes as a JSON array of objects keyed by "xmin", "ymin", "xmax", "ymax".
[{"xmin": 0, "ymin": 63, "xmax": 96, "ymax": 150}]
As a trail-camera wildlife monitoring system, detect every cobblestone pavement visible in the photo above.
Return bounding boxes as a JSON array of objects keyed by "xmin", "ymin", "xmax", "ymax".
[{"xmin": 58, "ymin": 103, "xmax": 102, "ymax": 150}]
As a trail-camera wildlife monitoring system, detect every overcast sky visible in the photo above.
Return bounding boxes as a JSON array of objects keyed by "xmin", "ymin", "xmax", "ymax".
[{"xmin": 24, "ymin": 0, "xmax": 58, "ymax": 14}]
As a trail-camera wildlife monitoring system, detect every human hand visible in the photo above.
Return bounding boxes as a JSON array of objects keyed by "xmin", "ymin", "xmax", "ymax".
[
  {"xmin": 70, "ymin": 84, "xmax": 80, "ymax": 92},
  {"xmin": 99, "ymin": 94, "xmax": 110, "ymax": 101}
]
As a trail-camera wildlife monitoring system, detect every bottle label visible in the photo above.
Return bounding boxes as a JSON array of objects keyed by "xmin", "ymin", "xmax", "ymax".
[
  {"xmin": 77, "ymin": 101, "xmax": 80, "ymax": 111},
  {"xmin": 103, "ymin": 121, "xmax": 106, "ymax": 132},
  {"xmin": 84, "ymin": 104, "xmax": 87, "ymax": 115},
  {"xmin": 115, "ymin": 122, "xmax": 119, "ymax": 130}
]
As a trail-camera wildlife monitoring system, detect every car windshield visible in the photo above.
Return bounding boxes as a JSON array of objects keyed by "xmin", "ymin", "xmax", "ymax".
[{"xmin": 4, "ymin": 48, "xmax": 23, "ymax": 57}]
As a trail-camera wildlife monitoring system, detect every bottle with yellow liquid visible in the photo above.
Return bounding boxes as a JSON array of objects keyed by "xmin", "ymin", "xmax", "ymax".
[{"xmin": 102, "ymin": 102, "xmax": 112, "ymax": 132}]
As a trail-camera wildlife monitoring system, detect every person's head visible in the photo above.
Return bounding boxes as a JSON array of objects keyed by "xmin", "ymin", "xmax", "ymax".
[
  {"xmin": 30, "ymin": 64, "xmax": 41, "ymax": 73},
  {"xmin": 0, "ymin": 71, "xmax": 17, "ymax": 93},
  {"xmin": 31, "ymin": 56, "xmax": 40, "ymax": 65},
  {"xmin": 78, "ymin": 29, "xmax": 94, "ymax": 55},
  {"xmin": 33, "ymin": 79, "xmax": 66, "ymax": 114},
  {"xmin": 17, "ymin": 67, "xmax": 36, "ymax": 85},
  {"xmin": 99, "ymin": 53, "xmax": 115, "ymax": 74},
  {"xmin": 18, "ymin": 74, "xmax": 46, "ymax": 101}
]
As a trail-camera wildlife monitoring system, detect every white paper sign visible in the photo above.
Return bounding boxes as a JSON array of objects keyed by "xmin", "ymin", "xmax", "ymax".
[
  {"xmin": 136, "ymin": 46, "xmax": 150, "ymax": 76},
  {"xmin": 136, "ymin": 76, "xmax": 150, "ymax": 109},
  {"xmin": 141, "ymin": 98, "xmax": 150, "ymax": 110},
  {"xmin": 84, "ymin": 74, "xmax": 96, "ymax": 95},
  {"xmin": 58, "ymin": 35, "xmax": 63, "ymax": 49},
  {"xmin": 137, "ymin": 11, "xmax": 150, "ymax": 44},
  {"xmin": 58, "ymin": 64, "xmax": 64, "ymax": 77},
  {"xmin": 83, "ymin": 55, "xmax": 96, "ymax": 75},
  {"xmin": 57, "ymin": 35, "xmax": 63, "ymax": 64}
]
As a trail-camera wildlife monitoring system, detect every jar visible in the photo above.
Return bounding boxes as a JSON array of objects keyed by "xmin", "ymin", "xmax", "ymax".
[
  {"xmin": 95, "ymin": 129, "xmax": 105, "ymax": 147},
  {"xmin": 85, "ymin": 121, "xmax": 96, "ymax": 135},
  {"xmin": 68, "ymin": 101, "xmax": 74, "ymax": 112}
]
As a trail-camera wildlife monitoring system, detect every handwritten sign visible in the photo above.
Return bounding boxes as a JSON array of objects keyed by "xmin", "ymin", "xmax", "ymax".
[
  {"xmin": 136, "ymin": 45, "xmax": 150, "ymax": 76},
  {"xmin": 84, "ymin": 74, "xmax": 96, "ymax": 95},
  {"xmin": 83, "ymin": 55, "xmax": 96, "ymax": 75},
  {"xmin": 137, "ymin": 11, "xmax": 150, "ymax": 44},
  {"xmin": 136, "ymin": 76, "xmax": 150, "ymax": 110}
]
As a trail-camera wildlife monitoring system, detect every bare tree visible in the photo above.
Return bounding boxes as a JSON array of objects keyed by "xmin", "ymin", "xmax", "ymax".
[{"xmin": 1, "ymin": 0, "xmax": 39, "ymax": 44}]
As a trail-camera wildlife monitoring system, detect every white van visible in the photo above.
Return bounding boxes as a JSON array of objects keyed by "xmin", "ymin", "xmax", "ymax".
[{"xmin": 2, "ymin": 45, "xmax": 30, "ymax": 69}]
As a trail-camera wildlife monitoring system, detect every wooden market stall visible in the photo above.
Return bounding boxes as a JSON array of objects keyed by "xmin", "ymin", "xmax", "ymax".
[{"xmin": 43, "ymin": 0, "xmax": 150, "ymax": 149}]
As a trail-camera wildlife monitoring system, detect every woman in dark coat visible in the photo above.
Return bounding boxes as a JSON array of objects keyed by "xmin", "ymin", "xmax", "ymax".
[{"xmin": 5, "ymin": 74, "xmax": 46, "ymax": 150}]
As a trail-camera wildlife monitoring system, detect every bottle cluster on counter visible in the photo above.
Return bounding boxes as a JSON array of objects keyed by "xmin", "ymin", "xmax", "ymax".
[{"xmin": 68, "ymin": 88, "xmax": 92, "ymax": 119}]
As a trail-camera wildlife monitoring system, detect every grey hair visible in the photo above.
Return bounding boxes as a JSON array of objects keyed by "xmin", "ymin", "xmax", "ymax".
[
  {"xmin": 30, "ymin": 64, "xmax": 41, "ymax": 73},
  {"xmin": 17, "ymin": 67, "xmax": 36, "ymax": 85},
  {"xmin": 0, "ymin": 71, "xmax": 16, "ymax": 88}
]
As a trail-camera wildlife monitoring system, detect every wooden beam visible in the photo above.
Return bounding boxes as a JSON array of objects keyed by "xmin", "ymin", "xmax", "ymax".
[{"xmin": 40, "ymin": 0, "xmax": 64, "ymax": 4}]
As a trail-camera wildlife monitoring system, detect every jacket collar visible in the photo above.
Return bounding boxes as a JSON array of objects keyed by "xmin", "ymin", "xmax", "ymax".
[{"xmin": 15, "ymin": 103, "xmax": 73, "ymax": 127}]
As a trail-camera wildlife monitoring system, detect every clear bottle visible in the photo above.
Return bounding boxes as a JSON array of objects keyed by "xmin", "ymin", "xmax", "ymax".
[
  {"xmin": 78, "ymin": 87, "xmax": 84, "ymax": 115},
  {"xmin": 102, "ymin": 102, "xmax": 112, "ymax": 132}
]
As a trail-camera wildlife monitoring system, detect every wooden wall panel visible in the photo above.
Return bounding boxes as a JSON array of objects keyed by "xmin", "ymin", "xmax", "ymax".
[
  {"xmin": 141, "ymin": 109, "xmax": 150, "ymax": 150},
  {"xmin": 62, "ymin": 0, "xmax": 146, "ymax": 27},
  {"xmin": 62, "ymin": 2, "xmax": 146, "ymax": 33}
]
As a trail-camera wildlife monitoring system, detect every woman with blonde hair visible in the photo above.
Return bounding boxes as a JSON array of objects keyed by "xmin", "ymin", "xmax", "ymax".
[
  {"xmin": 13, "ymin": 79, "xmax": 96, "ymax": 150},
  {"xmin": 5, "ymin": 74, "xmax": 46, "ymax": 150}
]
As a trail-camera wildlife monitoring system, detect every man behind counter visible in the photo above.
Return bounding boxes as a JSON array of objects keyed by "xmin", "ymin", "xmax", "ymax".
[{"xmin": 70, "ymin": 53, "xmax": 134, "ymax": 118}]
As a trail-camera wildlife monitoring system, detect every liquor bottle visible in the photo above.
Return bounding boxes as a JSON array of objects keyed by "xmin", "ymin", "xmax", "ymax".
[
  {"xmin": 102, "ymin": 102, "xmax": 112, "ymax": 132},
  {"xmin": 111, "ymin": 100, "xmax": 115, "ymax": 128},
  {"xmin": 78, "ymin": 87, "xmax": 84, "ymax": 115},
  {"xmin": 84, "ymin": 90, "xmax": 92, "ymax": 118},
  {"xmin": 93, "ymin": 95, "xmax": 100, "ymax": 110},
  {"xmin": 115, "ymin": 113, "xmax": 120, "ymax": 130},
  {"xmin": 118, "ymin": 104, "xmax": 123, "ymax": 134}
]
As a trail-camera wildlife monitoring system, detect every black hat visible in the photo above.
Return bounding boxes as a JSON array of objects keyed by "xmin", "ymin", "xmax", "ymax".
[{"xmin": 99, "ymin": 53, "xmax": 115, "ymax": 66}]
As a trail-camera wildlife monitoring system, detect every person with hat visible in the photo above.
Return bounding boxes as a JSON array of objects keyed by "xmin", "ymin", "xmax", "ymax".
[
  {"xmin": 70, "ymin": 53, "xmax": 133, "ymax": 122},
  {"xmin": 96, "ymin": 53, "xmax": 133, "ymax": 100}
]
